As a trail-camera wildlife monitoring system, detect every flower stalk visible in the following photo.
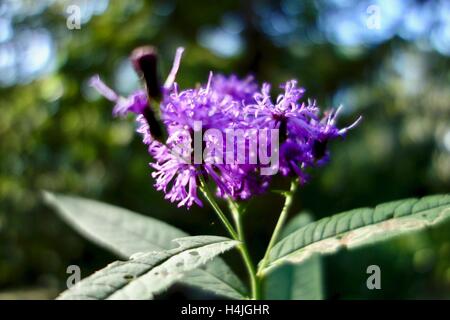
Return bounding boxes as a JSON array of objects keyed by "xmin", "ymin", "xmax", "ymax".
[
  {"xmin": 257, "ymin": 180, "xmax": 298, "ymax": 276},
  {"xmin": 198, "ymin": 175, "xmax": 238, "ymax": 240},
  {"xmin": 229, "ymin": 199, "xmax": 261, "ymax": 300},
  {"xmin": 199, "ymin": 175, "xmax": 260, "ymax": 299}
]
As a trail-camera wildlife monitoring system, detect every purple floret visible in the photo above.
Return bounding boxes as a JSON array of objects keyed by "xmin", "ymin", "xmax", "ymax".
[
  {"xmin": 244, "ymin": 79, "xmax": 362, "ymax": 182},
  {"xmin": 91, "ymin": 46, "xmax": 361, "ymax": 208}
]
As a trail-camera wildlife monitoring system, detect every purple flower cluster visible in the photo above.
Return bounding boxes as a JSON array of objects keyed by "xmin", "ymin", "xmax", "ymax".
[
  {"xmin": 91, "ymin": 47, "xmax": 361, "ymax": 208},
  {"xmin": 244, "ymin": 80, "xmax": 361, "ymax": 182}
]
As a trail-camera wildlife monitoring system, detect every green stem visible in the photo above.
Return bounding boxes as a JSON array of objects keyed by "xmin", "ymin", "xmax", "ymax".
[
  {"xmin": 199, "ymin": 175, "xmax": 238, "ymax": 240},
  {"xmin": 228, "ymin": 200, "xmax": 261, "ymax": 300},
  {"xmin": 257, "ymin": 180, "xmax": 298, "ymax": 276},
  {"xmin": 198, "ymin": 176, "xmax": 259, "ymax": 299}
]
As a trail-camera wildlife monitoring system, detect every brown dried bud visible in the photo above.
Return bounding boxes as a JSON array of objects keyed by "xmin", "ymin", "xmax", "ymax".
[
  {"xmin": 130, "ymin": 46, "xmax": 161, "ymax": 99},
  {"xmin": 142, "ymin": 104, "xmax": 163, "ymax": 139}
]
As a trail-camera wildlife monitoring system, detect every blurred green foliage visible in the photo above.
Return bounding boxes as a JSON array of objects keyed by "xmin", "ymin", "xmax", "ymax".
[{"xmin": 0, "ymin": 0, "xmax": 449, "ymax": 299}]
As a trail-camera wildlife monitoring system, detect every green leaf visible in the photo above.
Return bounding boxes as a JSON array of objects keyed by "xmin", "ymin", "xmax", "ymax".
[
  {"xmin": 265, "ymin": 258, "xmax": 323, "ymax": 300},
  {"xmin": 43, "ymin": 192, "xmax": 186, "ymax": 254},
  {"xmin": 280, "ymin": 211, "xmax": 314, "ymax": 239},
  {"xmin": 262, "ymin": 194, "xmax": 450, "ymax": 275},
  {"xmin": 58, "ymin": 236, "xmax": 239, "ymax": 300},
  {"xmin": 44, "ymin": 192, "xmax": 247, "ymax": 299},
  {"xmin": 265, "ymin": 212, "xmax": 324, "ymax": 300},
  {"xmin": 183, "ymin": 259, "xmax": 247, "ymax": 300}
]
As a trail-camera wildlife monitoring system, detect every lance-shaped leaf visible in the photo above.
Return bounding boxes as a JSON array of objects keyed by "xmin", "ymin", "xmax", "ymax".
[
  {"xmin": 44, "ymin": 192, "xmax": 247, "ymax": 299},
  {"xmin": 58, "ymin": 236, "xmax": 239, "ymax": 300},
  {"xmin": 261, "ymin": 194, "xmax": 450, "ymax": 275},
  {"xmin": 265, "ymin": 259, "xmax": 323, "ymax": 300},
  {"xmin": 183, "ymin": 259, "xmax": 247, "ymax": 299},
  {"xmin": 281, "ymin": 211, "xmax": 315, "ymax": 239},
  {"xmin": 43, "ymin": 192, "xmax": 186, "ymax": 253},
  {"xmin": 265, "ymin": 212, "xmax": 324, "ymax": 300}
]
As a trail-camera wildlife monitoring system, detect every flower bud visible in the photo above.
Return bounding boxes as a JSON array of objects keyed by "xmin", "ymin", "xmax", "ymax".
[
  {"xmin": 131, "ymin": 46, "xmax": 161, "ymax": 99},
  {"xmin": 143, "ymin": 103, "xmax": 163, "ymax": 139}
]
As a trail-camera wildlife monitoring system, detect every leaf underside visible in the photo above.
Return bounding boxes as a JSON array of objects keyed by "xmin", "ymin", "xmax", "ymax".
[
  {"xmin": 44, "ymin": 192, "xmax": 247, "ymax": 299},
  {"xmin": 58, "ymin": 236, "xmax": 239, "ymax": 300},
  {"xmin": 264, "ymin": 194, "xmax": 450, "ymax": 274}
]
